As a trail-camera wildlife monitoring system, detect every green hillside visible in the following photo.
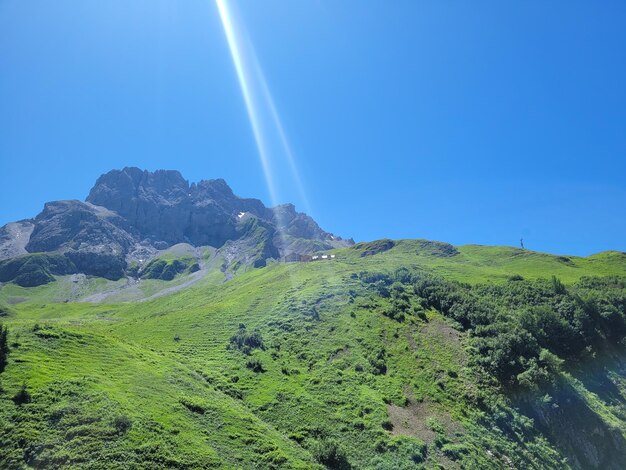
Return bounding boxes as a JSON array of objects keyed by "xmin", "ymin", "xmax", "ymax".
[{"xmin": 1, "ymin": 240, "xmax": 626, "ymax": 468}]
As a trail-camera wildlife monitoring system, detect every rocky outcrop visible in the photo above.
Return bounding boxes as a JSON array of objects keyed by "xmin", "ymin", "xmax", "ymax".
[
  {"xmin": 26, "ymin": 200, "xmax": 136, "ymax": 254},
  {"xmin": 21, "ymin": 200, "xmax": 137, "ymax": 280},
  {"xmin": 86, "ymin": 168, "xmax": 196, "ymax": 245},
  {"xmin": 0, "ymin": 221, "xmax": 35, "ymax": 260}
]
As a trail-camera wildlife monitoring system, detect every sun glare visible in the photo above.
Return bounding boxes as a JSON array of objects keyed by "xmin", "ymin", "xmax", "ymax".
[{"xmin": 215, "ymin": 0, "xmax": 311, "ymax": 217}]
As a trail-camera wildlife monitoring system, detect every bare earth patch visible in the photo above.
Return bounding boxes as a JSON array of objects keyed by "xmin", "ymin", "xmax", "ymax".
[
  {"xmin": 421, "ymin": 319, "xmax": 463, "ymax": 348},
  {"xmin": 387, "ymin": 396, "xmax": 464, "ymax": 469},
  {"xmin": 387, "ymin": 400, "xmax": 437, "ymax": 444}
]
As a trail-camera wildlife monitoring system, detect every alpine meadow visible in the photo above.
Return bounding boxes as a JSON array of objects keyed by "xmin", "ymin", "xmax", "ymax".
[
  {"xmin": 2, "ymin": 1, "xmax": 626, "ymax": 469},
  {"xmin": 0, "ymin": 169, "xmax": 624, "ymax": 469}
]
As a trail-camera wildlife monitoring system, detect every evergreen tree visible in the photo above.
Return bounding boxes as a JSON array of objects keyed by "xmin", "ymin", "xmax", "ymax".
[{"xmin": 0, "ymin": 324, "xmax": 8, "ymax": 373}]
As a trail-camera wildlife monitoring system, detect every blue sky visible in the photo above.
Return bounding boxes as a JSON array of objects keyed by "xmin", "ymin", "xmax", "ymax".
[{"xmin": 1, "ymin": 0, "xmax": 625, "ymax": 256}]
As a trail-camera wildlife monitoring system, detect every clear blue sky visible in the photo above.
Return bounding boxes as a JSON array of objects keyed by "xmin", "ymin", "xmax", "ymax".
[{"xmin": 1, "ymin": 1, "xmax": 625, "ymax": 256}]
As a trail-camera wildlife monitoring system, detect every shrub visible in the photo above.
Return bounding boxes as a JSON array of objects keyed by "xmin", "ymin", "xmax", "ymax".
[
  {"xmin": 246, "ymin": 358, "xmax": 265, "ymax": 373},
  {"xmin": 113, "ymin": 415, "xmax": 133, "ymax": 434},
  {"xmin": 0, "ymin": 302, "xmax": 12, "ymax": 317},
  {"xmin": 13, "ymin": 383, "xmax": 31, "ymax": 405},
  {"xmin": 229, "ymin": 324, "xmax": 265, "ymax": 354},
  {"xmin": 441, "ymin": 443, "xmax": 470, "ymax": 460},
  {"xmin": 311, "ymin": 438, "xmax": 351, "ymax": 469},
  {"xmin": 369, "ymin": 348, "xmax": 387, "ymax": 375},
  {"xmin": 551, "ymin": 276, "xmax": 567, "ymax": 295},
  {"xmin": 34, "ymin": 326, "xmax": 61, "ymax": 339},
  {"xmin": 261, "ymin": 449, "xmax": 288, "ymax": 467},
  {"xmin": 376, "ymin": 436, "xmax": 428, "ymax": 467}
]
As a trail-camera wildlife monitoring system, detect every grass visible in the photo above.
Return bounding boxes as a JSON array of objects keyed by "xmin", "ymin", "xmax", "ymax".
[
  {"xmin": 338, "ymin": 239, "xmax": 626, "ymax": 284},
  {"xmin": 0, "ymin": 239, "xmax": 625, "ymax": 468}
]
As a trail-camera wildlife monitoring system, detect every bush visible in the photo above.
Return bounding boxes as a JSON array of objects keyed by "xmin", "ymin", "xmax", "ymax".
[
  {"xmin": 441, "ymin": 443, "xmax": 470, "ymax": 460},
  {"xmin": 246, "ymin": 358, "xmax": 265, "ymax": 373},
  {"xmin": 0, "ymin": 302, "xmax": 13, "ymax": 317},
  {"xmin": 113, "ymin": 415, "xmax": 133, "ymax": 434},
  {"xmin": 34, "ymin": 326, "xmax": 61, "ymax": 340},
  {"xmin": 311, "ymin": 438, "xmax": 351, "ymax": 469},
  {"xmin": 369, "ymin": 348, "xmax": 387, "ymax": 375},
  {"xmin": 368, "ymin": 436, "xmax": 427, "ymax": 468},
  {"xmin": 229, "ymin": 324, "xmax": 265, "ymax": 354},
  {"xmin": 551, "ymin": 276, "xmax": 567, "ymax": 295},
  {"xmin": 12, "ymin": 383, "xmax": 31, "ymax": 405}
]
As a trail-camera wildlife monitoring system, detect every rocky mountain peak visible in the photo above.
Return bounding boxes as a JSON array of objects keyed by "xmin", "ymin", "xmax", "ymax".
[
  {"xmin": 87, "ymin": 167, "xmax": 190, "ymax": 210},
  {"xmin": 0, "ymin": 168, "xmax": 353, "ymax": 285}
]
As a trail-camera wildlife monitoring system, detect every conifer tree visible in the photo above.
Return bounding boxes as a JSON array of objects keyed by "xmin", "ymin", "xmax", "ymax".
[{"xmin": 0, "ymin": 324, "xmax": 8, "ymax": 373}]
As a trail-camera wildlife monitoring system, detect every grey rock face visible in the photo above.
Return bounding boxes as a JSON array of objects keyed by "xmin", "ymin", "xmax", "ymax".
[
  {"xmin": 0, "ymin": 220, "xmax": 34, "ymax": 259},
  {"xmin": 87, "ymin": 169, "xmax": 260, "ymax": 246},
  {"xmin": 272, "ymin": 204, "xmax": 331, "ymax": 241},
  {"xmin": 86, "ymin": 168, "xmax": 192, "ymax": 245},
  {"xmin": 21, "ymin": 200, "xmax": 137, "ymax": 280},
  {"xmin": 86, "ymin": 167, "xmax": 347, "ymax": 250},
  {"xmin": 26, "ymin": 200, "xmax": 135, "ymax": 254},
  {"xmin": 0, "ymin": 167, "xmax": 353, "ymax": 284}
]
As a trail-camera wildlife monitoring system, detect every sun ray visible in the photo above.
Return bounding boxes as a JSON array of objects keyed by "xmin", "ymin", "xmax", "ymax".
[{"xmin": 215, "ymin": 0, "xmax": 279, "ymax": 208}]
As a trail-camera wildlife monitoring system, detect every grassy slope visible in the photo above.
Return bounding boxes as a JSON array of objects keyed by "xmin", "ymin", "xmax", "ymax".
[
  {"xmin": 0, "ymin": 248, "xmax": 218, "ymax": 305},
  {"xmin": 337, "ymin": 239, "xmax": 626, "ymax": 284},
  {"xmin": 0, "ymin": 240, "xmax": 625, "ymax": 468}
]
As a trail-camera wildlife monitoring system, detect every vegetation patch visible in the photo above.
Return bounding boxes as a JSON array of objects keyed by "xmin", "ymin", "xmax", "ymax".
[
  {"xmin": 140, "ymin": 257, "xmax": 198, "ymax": 280},
  {"xmin": 180, "ymin": 396, "xmax": 208, "ymax": 414},
  {"xmin": 228, "ymin": 324, "xmax": 265, "ymax": 354},
  {"xmin": 245, "ymin": 357, "xmax": 265, "ymax": 373},
  {"xmin": 355, "ymin": 239, "xmax": 396, "ymax": 257},
  {"xmin": 0, "ymin": 302, "xmax": 14, "ymax": 317},
  {"xmin": 1, "ymin": 242, "xmax": 626, "ymax": 468},
  {"xmin": 0, "ymin": 253, "xmax": 76, "ymax": 287},
  {"xmin": 33, "ymin": 326, "xmax": 61, "ymax": 340},
  {"xmin": 414, "ymin": 240, "xmax": 459, "ymax": 257}
]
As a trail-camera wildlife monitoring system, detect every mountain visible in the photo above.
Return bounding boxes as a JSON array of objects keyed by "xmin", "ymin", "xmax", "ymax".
[
  {"xmin": 1, "ymin": 172, "xmax": 626, "ymax": 469},
  {"xmin": 0, "ymin": 168, "xmax": 352, "ymax": 286}
]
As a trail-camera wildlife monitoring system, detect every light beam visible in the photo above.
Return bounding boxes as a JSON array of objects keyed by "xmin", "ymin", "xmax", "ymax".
[{"xmin": 215, "ymin": 0, "xmax": 279, "ymax": 207}]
